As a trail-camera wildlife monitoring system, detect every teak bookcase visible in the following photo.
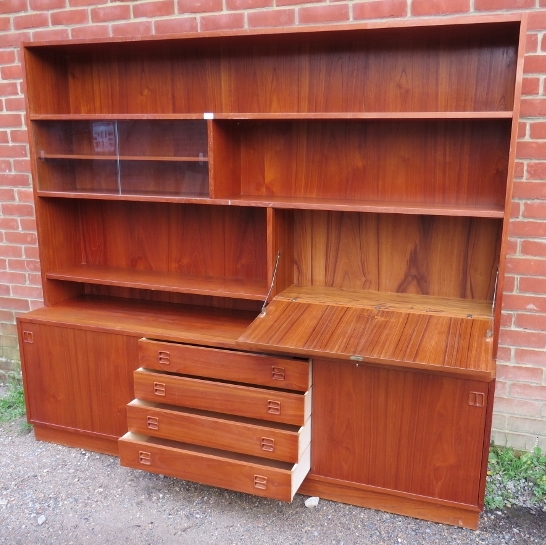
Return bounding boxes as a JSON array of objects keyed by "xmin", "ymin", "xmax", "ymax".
[{"xmin": 17, "ymin": 14, "xmax": 525, "ymax": 529}]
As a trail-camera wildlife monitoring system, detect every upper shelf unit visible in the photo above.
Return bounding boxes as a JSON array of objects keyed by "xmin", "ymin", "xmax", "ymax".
[{"xmin": 24, "ymin": 19, "xmax": 519, "ymax": 116}]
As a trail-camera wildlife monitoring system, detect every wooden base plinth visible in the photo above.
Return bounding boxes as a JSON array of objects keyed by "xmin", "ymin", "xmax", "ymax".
[
  {"xmin": 299, "ymin": 475, "xmax": 480, "ymax": 530},
  {"xmin": 33, "ymin": 423, "xmax": 119, "ymax": 456}
]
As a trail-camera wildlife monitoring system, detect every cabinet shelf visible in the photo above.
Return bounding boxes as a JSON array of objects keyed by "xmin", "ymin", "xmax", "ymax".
[
  {"xmin": 46, "ymin": 265, "xmax": 268, "ymax": 301},
  {"xmin": 237, "ymin": 286, "xmax": 495, "ymax": 379},
  {"xmin": 40, "ymin": 153, "xmax": 208, "ymax": 162}
]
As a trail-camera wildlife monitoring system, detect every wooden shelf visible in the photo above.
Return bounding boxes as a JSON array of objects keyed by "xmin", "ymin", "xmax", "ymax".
[
  {"xmin": 31, "ymin": 113, "xmax": 207, "ymax": 121},
  {"xmin": 46, "ymin": 265, "xmax": 268, "ymax": 301},
  {"xmin": 237, "ymin": 286, "xmax": 495, "ymax": 379},
  {"xmin": 21, "ymin": 295, "xmax": 257, "ymax": 349},
  {"xmin": 37, "ymin": 191, "xmax": 212, "ymax": 202},
  {"xmin": 40, "ymin": 153, "xmax": 208, "ymax": 162}
]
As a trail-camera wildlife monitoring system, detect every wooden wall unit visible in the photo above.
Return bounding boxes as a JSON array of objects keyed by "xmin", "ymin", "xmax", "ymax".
[{"xmin": 17, "ymin": 15, "xmax": 525, "ymax": 530}]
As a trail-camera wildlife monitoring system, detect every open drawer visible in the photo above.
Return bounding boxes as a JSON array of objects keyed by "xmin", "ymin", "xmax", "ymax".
[{"xmin": 119, "ymin": 432, "xmax": 311, "ymax": 502}]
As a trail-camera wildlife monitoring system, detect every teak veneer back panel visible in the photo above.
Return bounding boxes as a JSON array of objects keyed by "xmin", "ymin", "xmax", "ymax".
[
  {"xmin": 77, "ymin": 201, "xmax": 267, "ymax": 283},
  {"xmin": 233, "ymin": 119, "xmax": 510, "ymax": 207},
  {"xmin": 25, "ymin": 23, "xmax": 519, "ymax": 115},
  {"xmin": 294, "ymin": 211, "xmax": 501, "ymax": 300}
]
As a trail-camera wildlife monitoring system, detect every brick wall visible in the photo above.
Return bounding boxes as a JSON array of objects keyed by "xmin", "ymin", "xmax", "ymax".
[{"xmin": 0, "ymin": 0, "xmax": 545, "ymax": 451}]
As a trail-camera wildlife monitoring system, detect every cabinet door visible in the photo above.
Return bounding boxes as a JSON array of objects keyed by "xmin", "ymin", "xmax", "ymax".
[
  {"xmin": 19, "ymin": 322, "xmax": 139, "ymax": 438},
  {"xmin": 311, "ymin": 359, "xmax": 490, "ymax": 506}
]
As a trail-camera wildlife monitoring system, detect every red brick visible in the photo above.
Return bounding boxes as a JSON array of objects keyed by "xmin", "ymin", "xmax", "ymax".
[
  {"xmin": 5, "ymin": 98, "xmax": 25, "ymax": 111},
  {"xmin": 499, "ymin": 328, "xmax": 546, "ymax": 348},
  {"xmin": 506, "ymin": 237, "xmax": 517, "ymax": 256},
  {"xmin": 524, "ymin": 54, "xmax": 546, "ymax": 74},
  {"xmin": 70, "ymin": 25, "xmax": 110, "ymax": 39},
  {"xmin": 510, "ymin": 383, "xmax": 546, "ymax": 401},
  {"xmin": 503, "ymin": 274, "xmax": 516, "ymax": 293},
  {"xmin": 111, "ymin": 20, "xmax": 153, "ymax": 37},
  {"xmin": 0, "ymin": 271, "xmax": 26, "ymax": 285},
  {"xmin": 0, "ymin": 187, "xmax": 14, "ymax": 201},
  {"xmin": 1, "ymin": 202, "xmax": 34, "ymax": 217},
  {"xmin": 248, "ymin": 8, "xmax": 295, "ymax": 28},
  {"xmin": 0, "ymin": 51, "xmax": 16, "ymax": 64},
  {"xmin": 521, "ymin": 240, "xmax": 546, "ymax": 258},
  {"xmin": 529, "ymin": 11, "xmax": 546, "ymax": 31},
  {"xmin": 153, "ymin": 16, "xmax": 197, "ymax": 34},
  {"xmin": 514, "ymin": 161, "xmax": 524, "ymax": 178},
  {"xmin": 506, "ymin": 257, "xmax": 546, "ymax": 276},
  {"xmin": 520, "ymin": 98, "xmax": 546, "ymax": 117},
  {"xmin": 13, "ymin": 159, "xmax": 30, "ymax": 173},
  {"xmin": 502, "ymin": 395, "xmax": 541, "ymax": 423},
  {"xmin": 29, "ymin": 299, "xmax": 44, "ymax": 310},
  {"xmin": 475, "ymin": 0, "xmax": 535, "ymax": 9},
  {"xmin": 7, "ymin": 258, "xmax": 40, "ymax": 272},
  {"xmin": 0, "ymin": 245, "xmax": 22, "ymax": 258},
  {"xmin": 200, "ymin": 13, "xmax": 245, "ymax": 31},
  {"xmin": 29, "ymin": 0, "xmax": 66, "ymax": 9},
  {"xmin": 517, "ymin": 121, "xmax": 527, "ymax": 139},
  {"xmin": 520, "ymin": 276, "xmax": 546, "ymax": 294},
  {"xmin": 0, "ymin": 160, "xmax": 11, "ymax": 173},
  {"xmin": 276, "ymin": 0, "xmax": 320, "ymax": 5},
  {"xmin": 506, "ymin": 416, "xmax": 546, "ymax": 435},
  {"xmin": 19, "ymin": 218, "xmax": 36, "ymax": 231},
  {"xmin": 51, "ymin": 8, "xmax": 89, "ymax": 25},
  {"xmin": 13, "ymin": 12, "xmax": 49, "ymax": 30},
  {"xmin": 354, "ymin": 0, "xmax": 407, "ymax": 20},
  {"xmin": 0, "ymin": 114, "xmax": 22, "ymax": 128},
  {"xmin": 522, "ymin": 77, "xmax": 540, "ymax": 96},
  {"xmin": 496, "ymin": 345, "xmax": 512, "ymax": 362},
  {"xmin": 0, "ymin": 0, "xmax": 27, "ymax": 14},
  {"xmin": 133, "ymin": 0, "xmax": 174, "ymax": 18},
  {"xmin": 0, "ymin": 83, "xmax": 19, "ymax": 97},
  {"xmin": 226, "ymin": 0, "xmax": 271, "ymax": 9},
  {"xmin": 503, "ymin": 294, "xmax": 546, "ymax": 313},
  {"xmin": 0, "ymin": 217, "xmax": 19, "ymax": 230},
  {"xmin": 11, "ymin": 284, "xmax": 43, "ymax": 299},
  {"xmin": 69, "ymin": 0, "xmax": 105, "ymax": 5},
  {"xmin": 298, "ymin": 4, "xmax": 349, "ymax": 24},
  {"xmin": 511, "ymin": 201, "xmax": 521, "ymax": 219},
  {"xmin": 516, "ymin": 312, "xmax": 546, "ymax": 331},
  {"xmin": 523, "ymin": 201, "xmax": 546, "ymax": 219},
  {"xmin": 0, "ymin": 17, "xmax": 10, "ymax": 32},
  {"xmin": 0, "ymin": 284, "xmax": 10, "ymax": 297},
  {"xmin": 526, "ymin": 161, "xmax": 546, "ymax": 180},
  {"xmin": 24, "ymin": 246, "xmax": 39, "ymax": 259},
  {"xmin": 16, "ymin": 188, "xmax": 33, "ymax": 201},
  {"xmin": 529, "ymin": 121, "xmax": 546, "ymax": 139},
  {"xmin": 509, "ymin": 220, "xmax": 546, "ymax": 238},
  {"xmin": 412, "ymin": 0, "xmax": 469, "ymax": 16},
  {"xmin": 0, "ymin": 173, "xmax": 29, "ymax": 186},
  {"xmin": 517, "ymin": 141, "xmax": 546, "ymax": 159},
  {"xmin": 10, "ymin": 129, "xmax": 28, "ymax": 143},
  {"xmin": 497, "ymin": 364, "xmax": 544, "ymax": 383},
  {"xmin": 0, "ymin": 31, "xmax": 31, "ymax": 48},
  {"xmin": 501, "ymin": 311, "xmax": 514, "ymax": 327},
  {"xmin": 177, "ymin": 0, "xmax": 222, "ymax": 12},
  {"xmin": 0, "ymin": 296, "xmax": 29, "ymax": 311},
  {"xmin": 4, "ymin": 231, "xmax": 36, "ymax": 245},
  {"xmin": 31, "ymin": 28, "xmax": 70, "ymax": 41},
  {"xmin": 495, "ymin": 380, "xmax": 509, "ymax": 397},
  {"xmin": 28, "ymin": 273, "xmax": 42, "ymax": 286},
  {"xmin": 527, "ymin": 33, "xmax": 539, "ymax": 54},
  {"xmin": 90, "ymin": 5, "xmax": 131, "ymax": 23},
  {"xmin": 515, "ymin": 348, "xmax": 546, "ymax": 367}
]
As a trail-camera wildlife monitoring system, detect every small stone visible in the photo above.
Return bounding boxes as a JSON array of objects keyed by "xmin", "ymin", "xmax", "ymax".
[
  {"xmin": 37, "ymin": 515, "xmax": 46, "ymax": 525},
  {"xmin": 305, "ymin": 496, "xmax": 319, "ymax": 508}
]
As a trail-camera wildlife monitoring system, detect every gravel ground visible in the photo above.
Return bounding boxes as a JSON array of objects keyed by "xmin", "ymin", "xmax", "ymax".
[{"xmin": 1, "ymin": 417, "xmax": 546, "ymax": 545}]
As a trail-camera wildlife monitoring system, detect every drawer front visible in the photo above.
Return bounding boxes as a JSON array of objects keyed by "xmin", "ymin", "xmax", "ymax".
[
  {"xmin": 139, "ymin": 339, "xmax": 311, "ymax": 391},
  {"xmin": 134, "ymin": 369, "xmax": 311, "ymax": 426},
  {"xmin": 127, "ymin": 400, "xmax": 310, "ymax": 463},
  {"xmin": 119, "ymin": 433, "xmax": 311, "ymax": 502}
]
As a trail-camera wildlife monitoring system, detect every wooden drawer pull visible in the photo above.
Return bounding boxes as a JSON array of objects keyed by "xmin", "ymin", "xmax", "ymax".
[
  {"xmin": 267, "ymin": 400, "xmax": 281, "ymax": 415},
  {"xmin": 22, "ymin": 331, "xmax": 33, "ymax": 343},
  {"xmin": 139, "ymin": 451, "xmax": 151, "ymax": 465},
  {"xmin": 153, "ymin": 382, "xmax": 166, "ymax": 396},
  {"xmin": 147, "ymin": 416, "xmax": 159, "ymax": 430},
  {"xmin": 261, "ymin": 437, "xmax": 275, "ymax": 452},
  {"xmin": 253, "ymin": 475, "xmax": 268, "ymax": 490},
  {"xmin": 468, "ymin": 392, "xmax": 485, "ymax": 407},
  {"xmin": 158, "ymin": 350, "xmax": 170, "ymax": 365},
  {"xmin": 271, "ymin": 366, "xmax": 285, "ymax": 381}
]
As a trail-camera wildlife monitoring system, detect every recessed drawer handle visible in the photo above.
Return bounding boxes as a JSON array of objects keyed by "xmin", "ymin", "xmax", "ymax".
[
  {"xmin": 468, "ymin": 392, "xmax": 485, "ymax": 407},
  {"xmin": 139, "ymin": 451, "xmax": 151, "ymax": 465},
  {"xmin": 22, "ymin": 331, "xmax": 33, "ymax": 343},
  {"xmin": 267, "ymin": 400, "xmax": 281, "ymax": 415},
  {"xmin": 271, "ymin": 366, "xmax": 285, "ymax": 381},
  {"xmin": 254, "ymin": 475, "xmax": 267, "ymax": 490},
  {"xmin": 153, "ymin": 382, "xmax": 166, "ymax": 396},
  {"xmin": 261, "ymin": 437, "xmax": 275, "ymax": 452},
  {"xmin": 158, "ymin": 351, "xmax": 170, "ymax": 365},
  {"xmin": 147, "ymin": 416, "xmax": 159, "ymax": 430}
]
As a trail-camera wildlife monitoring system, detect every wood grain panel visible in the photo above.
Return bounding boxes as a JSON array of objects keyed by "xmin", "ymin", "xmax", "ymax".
[
  {"xmin": 294, "ymin": 211, "xmax": 501, "ymax": 300},
  {"xmin": 18, "ymin": 322, "xmax": 138, "ymax": 438},
  {"xmin": 126, "ymin": 400, "xmax": 309, "ymax": 463},
  {"xmin": 237, "ymin": 120, "xmax": 510, "ymax": 208},
  {"xmin": 138, "ymin": 339, "xmax": 310, "ymax": 391},
  {"xmin": 133, "ymin": 369, "xmax": 311, "ymax": 426},
  {"xmin": 310, "ymin": 360, "xmax": 488, "ymax": 505}
]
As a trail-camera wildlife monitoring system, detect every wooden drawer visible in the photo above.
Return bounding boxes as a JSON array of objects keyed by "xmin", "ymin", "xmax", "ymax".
[
  {"xmin": 139, "ymin": 339, "xmax": 311, "ymax": 391},
  {"xmin": 127, "ymin": 399, "xmax": 311, "ymax": 463},
  {"xmin": 119, "ymin": 432, "xmax": 311, "ymax": 502},
  {"xmin": 133, "ymin": 368, "xmax": 311, "ymax": 426}
]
